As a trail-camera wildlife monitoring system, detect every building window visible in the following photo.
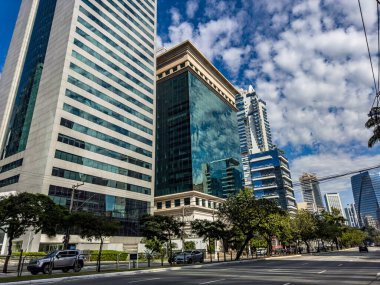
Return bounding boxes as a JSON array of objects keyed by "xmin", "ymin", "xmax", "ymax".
[
  {"xmin": 208, "ymin": 201, "xmax": 212, "ymax": 208},
  {"xmin": 165, "ymin": 201, "xmax": 171, "ymax": 208},
  {"xmin": 202, "ymin": 199, "xmax": 206, "ymax": 207},
  {"xmin": 184, "ymin": 197, "xmax": 190, "ymax": 205},
  {"xmin": 157, "ymin": 202, "xmax": 162, "ymax": 209},
  {"xmin": 174, "ymin": 199, "xmax": 181, "ymax": 207},
  {"xmin": 196, "ymin": 198, "xmax": 200, "ymax": 205}
]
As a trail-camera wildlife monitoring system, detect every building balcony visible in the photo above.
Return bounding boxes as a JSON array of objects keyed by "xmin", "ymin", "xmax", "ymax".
[
  {"xmin": 251, "ymin": 165, "xmax": 275, "ymax": 172},
  {"xmin": 280, "ymin": 164, "xmax": 290, "ymax": 171},
  {"xmin": 279, "ymin": 155, "xmax": 289, "ymax": 163},
  {"xmin": 286, "ymin": 194, "xmax": 296, "ymax": 200},
  {"xmin": 282, "ymin": 175, "xmax": 292, "ymax": 182},
  {"xmin": 287, "ymin": 205, "xmax": 298, "ymax": 210},
  {"xmin": 254, "ymin": 183, "xmax": 278, "ymax": 190},
  {"xmin": 252, "ymin": 174, "xmax": 276, "ymax": 181},
  {"xmin": 262, "ymin": 194, "xmax": 280, "ymax": 200},
  {"xmin": 284, "ymin": 184, "xmax": 294, "ymax": 190}
]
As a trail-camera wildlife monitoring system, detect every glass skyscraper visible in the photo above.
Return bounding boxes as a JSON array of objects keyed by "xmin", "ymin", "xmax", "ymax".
[
  {"xmin": 351, "ymin": 169, "xmax": 380, "ymax": 228},
  {"xmin": 155, "ymin": 41, "xmax": 242, "ymax": 198},
  {"xmin": 249, "ymin": 148, "xmax": 297, "ymax": 213},
  {"xmin": 0, "ymin": 0, "xmax": 156, "ymax": 251}
]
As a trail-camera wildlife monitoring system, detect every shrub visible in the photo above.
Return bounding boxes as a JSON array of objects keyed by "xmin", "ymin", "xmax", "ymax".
[{"xmin": 89, "ymin": 250, "xmax": 128, "ymax": 261}]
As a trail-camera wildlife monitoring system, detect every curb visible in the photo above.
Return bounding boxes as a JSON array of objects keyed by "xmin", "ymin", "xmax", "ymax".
[{"xmin": 0, "ymin": 255, "xmax": 302, "ymax": 285}]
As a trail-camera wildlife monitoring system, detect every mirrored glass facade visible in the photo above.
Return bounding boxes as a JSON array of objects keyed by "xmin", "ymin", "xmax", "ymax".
[
  {"xmin": 351, "ymin": 168, "xmax": 380, "ymax": 227},
  {"xmin": 156, "ymin": 71, "xmax": 242, "ymax": 197}
]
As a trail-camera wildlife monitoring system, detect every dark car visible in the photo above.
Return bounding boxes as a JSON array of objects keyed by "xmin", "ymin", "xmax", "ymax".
[
  {"xmin": 27, "ymin": 250, "xmax": 85, "ymax": 275},
  {"xmin": 359, "ymin": 245, "xmax": 368, "ymax": 253},
  {"xmin": 174, "ymin": 250, "xmax": 204, "ymax": 264}
]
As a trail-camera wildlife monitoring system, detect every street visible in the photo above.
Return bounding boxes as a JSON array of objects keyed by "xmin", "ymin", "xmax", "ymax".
[{"xmin": 32, "ymin": 247, "xmax": 380, "ymax": 285}]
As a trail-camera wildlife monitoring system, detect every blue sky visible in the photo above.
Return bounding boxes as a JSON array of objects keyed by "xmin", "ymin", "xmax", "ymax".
[{"xmin": 1, "ymin": 0, "xmax": 379, "ymax": 207}]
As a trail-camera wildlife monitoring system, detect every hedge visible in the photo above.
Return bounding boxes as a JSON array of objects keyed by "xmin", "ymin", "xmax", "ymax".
[{"xmin": 89, "ymin": 250, "xmax": 128, "ymax": 261}]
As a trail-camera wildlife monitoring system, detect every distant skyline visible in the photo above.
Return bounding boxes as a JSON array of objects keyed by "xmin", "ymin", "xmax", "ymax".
[{"xmin": 1, "ymin": 0, "xmax": 379, "ymax": 206}]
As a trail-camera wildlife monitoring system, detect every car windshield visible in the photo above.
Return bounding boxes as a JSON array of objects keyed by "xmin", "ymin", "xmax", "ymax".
[{"xmin": 44, "ymin": 251, "xmax": 58, "ymax": 258}]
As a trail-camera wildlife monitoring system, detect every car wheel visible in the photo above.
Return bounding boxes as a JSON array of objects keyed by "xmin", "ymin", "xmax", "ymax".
[
  {"xmin": 30, "ymin": 270, "xmax": 38, "ymax": 275},
  {"xmin": 200, "ymin": 258, "xmax": 204, "ymax": 263},
  {"xmin": 187, "ymin": 259, "xmax": 193, "ymax": 264},
  {"xmin": 73, "ymin": 263, "xmax": 82, "ymax": 272},
  {"xmin": 42, "ymin": 264, "xmax": 51, "ymax": 274},
  {"xmin": 62, "ymin": 268, "xmax": 70, "ymax": 273}
]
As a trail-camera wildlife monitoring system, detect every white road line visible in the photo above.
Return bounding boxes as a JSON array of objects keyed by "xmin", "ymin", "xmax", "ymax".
[
  {"xmin": 338, "ymin": 264, "xmax": 343, "ymax": 267},
  {"xmin": 283, "ymin": 283, "xmax": 291, "ymax": 285},
  {"xmin": 128, "ymin": 278, "xmax": 161, "ymax": 284},
  {"xmin": 199, "ymin": 279, "xmax": 226, "ymax": 285},
  {"xmin": 302, "ymin": 262, "xmax": 309, "ymax": 265},
  {"xmin": 317, "ymin": 270, "xmax": 327, "ymax": 274}
]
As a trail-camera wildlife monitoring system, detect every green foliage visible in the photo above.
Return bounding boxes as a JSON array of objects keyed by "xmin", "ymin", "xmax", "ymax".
[
  {"xmin": 0, "ymin": 192, "xmax": 64, "ymax": 272},
  {"xmin": 340, "ymin": 228, "xmax": 367, "ymax": 247},
  {"xmin": 140, "ymin": 215, "xmax": 183, "ymax": 263},
  {"xmin": 89, "ymin": 250, "xmax": 128, "ymax": 261},
  {"xmin": 291, "ymin": 209, "xmax": 318, "ymax": 252},
  {"xmin": 317, "ymin": 209, "xmax": 346, "ymax": 249},
  {"xmin": 184, "ymin": 241, "xmax": 196, "ymax": 251}
]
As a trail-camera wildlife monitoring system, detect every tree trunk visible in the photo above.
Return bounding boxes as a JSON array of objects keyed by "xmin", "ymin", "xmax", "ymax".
[
  {"xmin": 2, "ymin": 237, "xmax": 13, "ymax": 273},
  {"xmin": 168, "ymin": 234, "xmax": 173, "ymax": 265},
  {"xmin": 209, "ymin": 239, "xmax": 213, "ymax": 263},
  {"xmin": 97, "ymin": 238, "xmax": 104, "ymax": 272},
  {"xmin": 304, "ymin": 241, "xmax": 310, "ymax": 253},
  {"xmin": 236, "ymin": 235, "xmax": 252, "ymax": 260},
  {"xmin": 266, "ymin": 238, "xmax": 272, "ymax": 257},
  {"xmin": 335, "ymin": 238, "xmax": 339, "ymax": 250}
]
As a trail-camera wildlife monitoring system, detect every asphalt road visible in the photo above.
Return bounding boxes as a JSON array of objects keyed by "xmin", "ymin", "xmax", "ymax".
[{"xmin": 21, "ymin": 248, "xmax": 380, "ymax": 284}]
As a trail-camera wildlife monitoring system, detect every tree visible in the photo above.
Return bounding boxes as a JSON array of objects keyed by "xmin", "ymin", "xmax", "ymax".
[
  {"xmin": 365, "ymin": 107, "xmax": 380, "ymax": 147},
  {"xmin": 317, "ymin": 209, "xmax": 346, "ymax": 250},
  {"xmin": 341, "ymin": 228, "xmax": 367, "ymax": 247},
  {"xmin": 140, "ymin": 215, "xmax": 183, "ymax": 264},
  {"xmin": 0, "ymin": 193, "xmax": 63, "ymax": 273},
  {"xmin": 291, "ymin": 210, "xmax": 318, "ymax": 253},
  {"xmin": 184, "ymin": 241, "xmax": 196, "ymax": 251},
  {"xmin": 255, "ymin": 199, "xmax": 289, "ymax": 256},
  {"xmin": 75, "ymin": 212, "xmax": 120, "ymax": 272}
]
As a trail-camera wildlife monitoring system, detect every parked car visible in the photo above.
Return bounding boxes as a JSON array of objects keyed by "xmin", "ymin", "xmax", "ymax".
[
  {"xmin": 27, "ymin": 250, "xmax": 85, "ymax": 275},
  {"xmin": 359, "ymin": 245, "xmax": 368, "ymax": 253},
  {"xmin": 256, "ymin": 248, "xmax": 267, "ymax": 256},
  {"xmin": 174, "ymin": 251, "xmax": 204, "ymax": 264}
]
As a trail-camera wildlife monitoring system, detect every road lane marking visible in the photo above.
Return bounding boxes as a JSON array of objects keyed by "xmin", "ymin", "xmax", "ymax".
[
  {"xmin": 318, "ymin": 270, "xmax": 327, "ymax": 274},
  {"xmin": 338, "ymin": 264, "xmax": 343, "ymax": 267},
  {"xmin": 283, "ymin": 283, "xmax": 291, "ymax": 285},
  {"xmin": 199, "ymin": 279, "xmax": 226, "ymax": 284},
  {"xmin": 302, "ymin": 263, "xmax": 309, "ymax": 265},
  {"xmin": 128, "ymin": 278, "xmax": 161, "ymax": 283}
]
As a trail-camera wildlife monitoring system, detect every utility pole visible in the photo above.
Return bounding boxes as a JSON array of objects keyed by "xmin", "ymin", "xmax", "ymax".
[{"xmin": 63, "ymin": 182, "xmax": 84, "ymax": 249}]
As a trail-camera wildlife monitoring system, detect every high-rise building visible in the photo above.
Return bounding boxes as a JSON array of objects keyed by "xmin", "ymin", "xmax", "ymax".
[
  {"xmin": 236, "ymin": 86, "xmax": 273, "ymax": 186},
  {"xmin": 249, "ymin": 148, "xmax": 297, "ymax": 213},
  {"xmin": 155, "ymin": 40, "xmax": 242, "ymax": 199},
  {"xmin": 344, "ymin": 203, "xmax": 359, "ymax": 228},
  {"xmin": 0, "ymin": 0, "xmax": 156, "ymax": 251},
  {"xmin": 299, "ymin": 173, "xmax": 324, "ymax": 213},
  {"xmin": 325, "ymin": 193, "xmax": 345, "ymax": 218},
  {"xmin": 351, "ymin": 169, "xmax": 380, "ymax": 227}
]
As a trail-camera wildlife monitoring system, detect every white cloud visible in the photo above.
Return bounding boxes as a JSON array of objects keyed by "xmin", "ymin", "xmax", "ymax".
[
  {"xmin": 170, "ymin": 8, "xmax": 181, "ymax": 25},
  {"xmin": 186, "ymin": 0, "xmax": 199, "ymax": 18}
]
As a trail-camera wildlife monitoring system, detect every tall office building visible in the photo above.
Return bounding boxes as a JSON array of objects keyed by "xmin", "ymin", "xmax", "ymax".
[
  {"xmin": 0, "ymin": 0, "xmax": 156, "ymax": 251},
  {"xmin": 351, "ymin": 169, "xmax": 380, "ymax": 228},
  {"xmin": 299, "ymin": 173, "xmax": 324, "ymax": 213},
  {"xmin": 344, "ymin": 203, "xmax": 359, "ymax": 228},
  {"xmin": 249, "ymin": 148, "xmax": 297, "ymax": 213},
  {"xmin": 236, "ymin": 86, "xmax": 273, "ymax": 186},
  {"xmin": 155, "ymin": 40, "xmax": 242, "ymax": 199},
  {"xmin": 325, "ymin": 193, "xmax": 345, "ymax": 218}
]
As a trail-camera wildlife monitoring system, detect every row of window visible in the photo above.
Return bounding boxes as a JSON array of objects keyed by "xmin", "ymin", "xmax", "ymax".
[
  {"xmin": 79, "ymin": 5, "xmax": 153, "ymax": 65},
  {"xmin": 0, "ymin": 159, "xmax": 23, "ymax": 174},
  {"xmin": 90, "ymin": 0, "xmax": 153, "ymax": 45},
  {"xmin": 74, "ymin": 39, "xmax": 153, "ymax": 93},
  {"xmin": 133, "ymin": 0, "xmax": 154, "ymax": 18},
  {"xmin": 55, "ymin": 149, "xmax": 151, "ymax": 182},
  {"xmin": 114, "ymin": 0, "xmax": 154, "ymax": 29},
  {"xmin": 76, "ymin": 27, "xmax": 153, "ymax": 84},
  {"xmin": 65, "ymin": 89, "xmax": 152, "ymax": 135},
  {"xmin": 52, "ymin": 167, "xmax": 151, "ymax": 195},
  {"xmin": 72, "ymin": 51, "xmax": 153, "ymax": 104},
  {"xmin": 57, "ymin": 133, "xmax": 151, "ymax": 169},
  {"xmin": 70, "ymin": 63, "xmax": 152, "ymax": 114},
  {"xmin": 0, "ymin": 175, "xmax": 20, "ymax": 188},
  {"xmin": 63, "ymin": 103, "xmax": 152, "ymax": 147},
  {"xmin": 156, "ymin": 197, "xmax": 221, "ymax": 209},
  {"xmin": 77, "ymin": 17, "xmax": 153, "ymax": 75},
  {"xmin": 68, "ymin": 76, "xmax": 152, "ymax": 124},
  {"xmin": 60, "ymin": 118, "xmax": 152, "ymax": 157}
]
